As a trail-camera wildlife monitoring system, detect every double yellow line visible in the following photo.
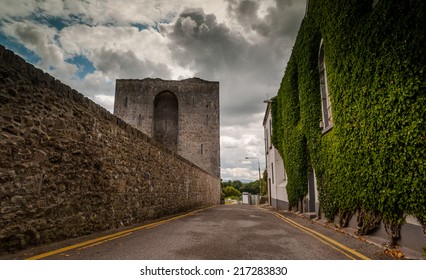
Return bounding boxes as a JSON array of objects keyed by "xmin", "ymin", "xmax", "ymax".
[
  {"xmin": 26, "ymin": 206, "xmax": 369, "ymax": 260},
  {"xmin": 26, "ymin": 206, "xmax": 213, "ymax": 260},
  {"xmin": 272, "ymin": 212, "xmax": 370, "ymax": 260}
]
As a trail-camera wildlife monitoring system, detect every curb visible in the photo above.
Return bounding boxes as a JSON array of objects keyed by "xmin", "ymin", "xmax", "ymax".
[{"xmin": 257, "ymin": 204, "xmax": 424, "ymax": 260}]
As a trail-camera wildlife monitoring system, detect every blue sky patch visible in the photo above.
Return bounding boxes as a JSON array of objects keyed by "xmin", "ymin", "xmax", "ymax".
[
  {"xmin": 0, "ymin": 32, "xmax": 40, "ymax": 65},
  {"xmin": 42, "ymin": 16, "xmax": 68, "ymax": 31},
  {"xmin": 131, "ymin": 23, "xmax": 149, "ymax": 31},
  {"xmin": 65, "ymin": 55, "xmax": 96, "ymax": 79},
  {"xmin": 30, "ymin": 14, "xmax": 94, "ymax": 31}
]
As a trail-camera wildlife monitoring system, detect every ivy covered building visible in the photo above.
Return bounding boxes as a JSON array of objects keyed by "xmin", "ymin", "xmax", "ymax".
[{"xmin": 269, "ymin": 0, "xmax": 425, "ymax": 253}]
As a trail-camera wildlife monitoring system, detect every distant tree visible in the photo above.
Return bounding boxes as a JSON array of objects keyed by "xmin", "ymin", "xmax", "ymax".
[
  {"xmin": 220, "ymin": 191, "xmax": 225, "ymax": 204},
  {"xmin": 221, "ymin": 180, "xmax": 233, "ymax": 189},
  {"xmin": 223, "ymin": 186, "xmax": 242, "ymax": 198},
  {"xmin": 240, "ymin": 181, "xmax": 260, "ymax": 194},
  {"xmin": 233, "ymin": 180, "xmax": 243, "ymax": 190},
  {"xmin": 261, "ymin": 169, "xmax": 268, "ymax": 196},
  {"xmin": 221, "ymin": 179, "xmax": 266, "ymax": 195}
]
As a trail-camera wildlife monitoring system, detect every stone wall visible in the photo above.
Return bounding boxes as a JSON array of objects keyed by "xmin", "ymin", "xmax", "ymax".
[{"xmin": 0, "ymin": 45, "xmax": 220, "ymax": 253}]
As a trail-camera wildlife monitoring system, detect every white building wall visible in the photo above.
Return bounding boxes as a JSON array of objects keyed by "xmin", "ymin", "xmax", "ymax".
[
  {"xmin": 274, "ymin": 148, "xmax": 288, "ymax": 208},
  {"xmin": 263, "ymin": 102, "xmax": 288, "ymax": 210}
]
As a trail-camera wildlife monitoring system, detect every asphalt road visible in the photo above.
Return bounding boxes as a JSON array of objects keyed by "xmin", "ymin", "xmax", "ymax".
[{"xmin": 5, "ymin": 204, "xmax": 393, "ymax": 260}]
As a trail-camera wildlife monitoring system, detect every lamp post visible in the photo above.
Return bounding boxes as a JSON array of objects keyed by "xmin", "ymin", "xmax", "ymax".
[{"xmin": 245, "ymin": 157, "xmax": 261, "ymax": 201}]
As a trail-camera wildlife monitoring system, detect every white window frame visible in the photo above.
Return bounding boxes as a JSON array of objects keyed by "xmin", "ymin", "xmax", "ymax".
[
  {"xmin": 305, "ymin": 0, "xmax": 309, "ymax": 17},
  {"xmin": 319, "ymin": 39, "xmax": 333, "ymax": 133}
]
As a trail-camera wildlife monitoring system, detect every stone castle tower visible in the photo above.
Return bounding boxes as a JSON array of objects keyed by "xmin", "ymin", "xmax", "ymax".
[{"xmin": 114, "ymin": 78, "xmax": 220, "ymax": 177}]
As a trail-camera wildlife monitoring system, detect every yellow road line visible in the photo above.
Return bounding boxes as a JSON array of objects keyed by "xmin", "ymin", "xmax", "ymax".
[
  {"xmin": 272, "ymin": 213, "xmax": 355, "ymax": 259},
  {"xmin": 78, "ymin": 232, "xmax": 133, "ymax": 251},
  {"xmin": 272, "ymin": 212, "xmax": 370, "ymax": 260},
  {"xmin": 26, "ymin": 206, "xmax": 214, "ymax": 260}
]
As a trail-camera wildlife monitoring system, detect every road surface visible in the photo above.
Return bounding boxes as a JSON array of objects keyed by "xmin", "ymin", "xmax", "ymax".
[{"xmin": 4, "ymin": 204, "xmax": 392, "ymax": 260}]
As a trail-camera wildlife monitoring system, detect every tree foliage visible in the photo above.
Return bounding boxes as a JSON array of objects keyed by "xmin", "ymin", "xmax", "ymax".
[
  {"xmin": 221, "ymin": 179, "xmax": 264, "ymax": 195},
  {"xmin": 223, "ymin": 186, "xmax": 242, "ymax": 198}
]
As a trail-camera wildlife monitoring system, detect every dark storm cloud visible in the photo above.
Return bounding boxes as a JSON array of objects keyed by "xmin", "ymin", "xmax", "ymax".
[
  {"xmin": 94, "ymin": 47, "xmax": 171, "ymax": 79},
  {"xmin": 13, "ymin": 23, "xmax": 44, "ymax": 46},
  {"xmin": 166, "ymin": 5, "xmax": 283, "ymax": 96},
  {"xmin": 166, "ymin": 1, "xmax": 304, "ymax": 130},
  {"xmin": 227, "ymin": 0, "xmax": 302, "ymax": 39},
  {"xmin": 168, "ymin": 7, "xmax": 247, "ymax": 79},
  {"xmin": 226, "ymin": 0, "xmax": 259, "ymax": 30},
  {"xmin": 226, "ymin": 0, "xmax": 304, "ymax": 64},
  {"xmin": 167, "ymin": 1, "xmax": 304, "ymax": 84}
]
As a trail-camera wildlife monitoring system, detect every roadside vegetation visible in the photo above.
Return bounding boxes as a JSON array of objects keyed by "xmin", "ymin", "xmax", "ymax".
[{"xmin": 221, "ymin": 172, "xmax": 268, "ymax": 199}]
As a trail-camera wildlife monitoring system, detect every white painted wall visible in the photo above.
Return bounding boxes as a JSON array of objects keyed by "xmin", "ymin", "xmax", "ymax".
[{"xmin": 264, "ymin": 102, "xmax": 288, "ymax": 209}]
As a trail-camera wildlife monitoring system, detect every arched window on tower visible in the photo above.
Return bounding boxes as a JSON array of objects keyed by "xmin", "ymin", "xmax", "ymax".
[
  {"xmin": 319, "ymin": 39, "xmax": 333, "ymax": 132},
  {"xmin": 138, "ymin": 114, "xmax": 143, "ymax": 126},
  {"xmin": 153, "ymin": 91, "xmax": 178, "ymax": 151}
]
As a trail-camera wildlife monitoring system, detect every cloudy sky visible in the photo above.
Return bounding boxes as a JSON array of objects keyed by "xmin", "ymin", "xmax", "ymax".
[{"xmin": 0, "ymin": 0, "xmax": 306, "ymax": 181}]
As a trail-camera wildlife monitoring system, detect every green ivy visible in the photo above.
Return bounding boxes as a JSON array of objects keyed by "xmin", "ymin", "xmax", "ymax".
[{"xmin": 272, "ymin": 0, "xmax": 426, "ymax": 240}]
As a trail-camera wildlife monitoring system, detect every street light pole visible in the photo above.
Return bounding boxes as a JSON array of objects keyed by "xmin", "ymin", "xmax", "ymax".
[{"xmin": 245, "ymin": 157, "xmax": 261, "ymax": 201}]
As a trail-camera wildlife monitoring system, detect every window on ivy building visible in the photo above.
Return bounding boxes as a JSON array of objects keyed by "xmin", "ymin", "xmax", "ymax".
[
  {"xmin": 372, "ymin": 0, "xmax": 380, "ymax": 8},
  {"xmin": 305, "ymin": 0, "xmax": 309, "ymax": 17},
  {"xmin": 318, "ymin": 40, "xmax": 333, "ymax": 132},
  {"xmin": 269, "ymin": 119, "xmax": 272, "ymax": 149}
]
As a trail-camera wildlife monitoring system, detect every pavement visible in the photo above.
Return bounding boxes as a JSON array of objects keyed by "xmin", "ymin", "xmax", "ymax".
[{"xmin": 257, "ymin": 203, "xmax": 425, "ymax": 260}]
